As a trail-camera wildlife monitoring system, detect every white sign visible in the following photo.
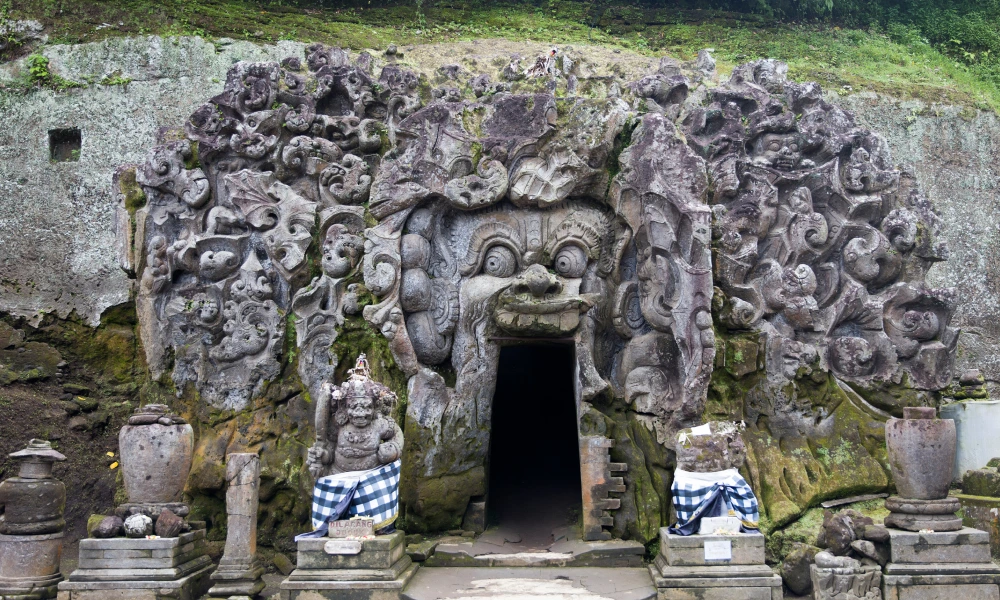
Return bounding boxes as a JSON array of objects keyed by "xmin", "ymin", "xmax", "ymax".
[
  {"xmin": 690, "ymin": 424, "xmax": 712, "ymax": 436},
  {"xmin": 704, "ymin": 540, "xmax": 732, "ymax": 562},
  {"xmin": 324, "ymin": 540, "xmax": 363, "ymax": 555}
]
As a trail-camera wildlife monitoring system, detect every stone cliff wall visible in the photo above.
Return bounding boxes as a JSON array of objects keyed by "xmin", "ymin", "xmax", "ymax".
[{"xmin": 0, "ymin": 36, "xmax": 997, "ymax": 549}]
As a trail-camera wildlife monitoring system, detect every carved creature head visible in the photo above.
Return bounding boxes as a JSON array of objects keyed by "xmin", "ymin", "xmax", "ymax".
[
  {"xmin": 346, "ymin": 395, "xmax": 375, "ymax": 428},
  {"xmin": 752, "ymin": 132, "xmax": 804, "ymax": 170},
  {"xmin": 321, "ymin": 224, "xmax": 363, "ymax": 278}
]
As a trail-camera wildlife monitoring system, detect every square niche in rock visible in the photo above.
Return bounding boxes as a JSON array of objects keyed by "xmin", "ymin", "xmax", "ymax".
[{"xmin": 48, "ymin": 128, "xmax": 81, "ymax": 162}]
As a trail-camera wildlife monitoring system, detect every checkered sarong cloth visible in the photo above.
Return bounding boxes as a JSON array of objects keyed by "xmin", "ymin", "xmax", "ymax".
[
  {"xmin": 311, "ymin": 459, "xmax": 401, "ymax": 529},
  {"xmin": 671, "ymin": 468, "xmax": 759, "ymax": 525}
]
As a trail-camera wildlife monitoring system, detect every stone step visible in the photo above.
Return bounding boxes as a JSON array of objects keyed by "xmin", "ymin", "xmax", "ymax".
[
  {"xmin": 401, "ymin": 566, "xmax": 656, "ymax": 600},
  {"xmin": 423, "ymin": 538, "xmax": 645, "ymax": 568}
]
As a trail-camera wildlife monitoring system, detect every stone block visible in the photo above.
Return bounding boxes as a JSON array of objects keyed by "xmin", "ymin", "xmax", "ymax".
[
  {"xmin": 296, "ymin": 531, "xmax": 405, "ymax": 571},
  {"xmin": 648, "ymin": 563, "xmax": 782, "ymax": 600},
  {"xmin": 56, "ymin": 560, "xmax": 212, "ymax": 600},
  {"xmin": 964, "ymin": 469, "xmax": 1000, "ymax": 498},
  {"xmin": 883, "ymin": 573, "xmax": 1000, "ymax": 600},
  {"xmin": 0, "ymin": 532, "xmax": 64, "ymax": 599},
  {"xmin": 958, "ymin": 494, "xmax": 1000, "ymax": 559},
  {"xmin": 659, "ymin": 530, "xmax": 765, "ymax": 566},
  {"xmin": 888, "ymin": 527, "xmax": 992, "ymax": 564},
  {"xmin": 279, "ymin": 560, "xmax": 418, "ymax": 600}
]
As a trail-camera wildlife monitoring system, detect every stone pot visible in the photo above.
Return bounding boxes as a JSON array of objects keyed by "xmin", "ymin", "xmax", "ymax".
[
  {"xmin": 119, "ymin": 405, "xmax": 194, "ymax": 504},
  {"xmin": 0, "ymin": 440, "xmax": 66, "ymax": 535},
  {"xmin": 885, "ymin": 406, "xmax": 956, "ymax": 500}
]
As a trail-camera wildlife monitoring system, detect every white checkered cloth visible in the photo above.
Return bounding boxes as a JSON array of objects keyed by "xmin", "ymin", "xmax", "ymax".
[
  {"xmin": 671, "ymin": 468, "xmax": 760, "ymax": 525},
  {"xmin": 310, "ymin": 459, "xmax": 401, "ymax": 529}
]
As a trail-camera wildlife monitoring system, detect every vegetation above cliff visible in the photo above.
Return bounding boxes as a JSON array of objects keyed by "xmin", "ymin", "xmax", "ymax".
[{"xmin": 2, "ymin": 0, "xmax": 999, "ymax": 110}]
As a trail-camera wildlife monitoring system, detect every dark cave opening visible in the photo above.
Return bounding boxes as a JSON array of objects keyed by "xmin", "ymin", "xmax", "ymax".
[{"xmin": 487, "ymin": 343, "xmax": 582, "ymax": 548}]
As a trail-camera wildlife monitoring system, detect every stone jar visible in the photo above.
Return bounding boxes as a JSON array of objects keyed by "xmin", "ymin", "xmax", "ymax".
[
  {"xmin": 885, "ymin": 406, "xmax": 956, "ymax": 500},
  {"xmin": 119, "ymin": 405, "xmax": 194, "ymax": 504},
  {"xmin": 0, "ymin": 440, "xmax": 66, "ymax": 535}
]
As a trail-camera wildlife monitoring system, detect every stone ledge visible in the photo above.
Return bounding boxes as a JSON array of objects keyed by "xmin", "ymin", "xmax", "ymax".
[
  {"xmin": 57, "ymin": 562, "xmax": 213, "ymax": 595},
  {"xmin": 63, "ymin": 555, "xmax": 212, "ymax": 582},
  {"xmin": 882, "ymin": 572, "xmax": 1000, "ymax": 600},
  {"xmin": 885, "ymin": 562, "xmax": 1000, "ymax": 575},
  {"xmin": 648, "ymin": 564, "xmax": 782, "ymax": 600},
  {"xmin": 280, "ymin": 561, "xmax": 418, "ymax": 594},
  {"xmin": 653, "ymin": 554, "xmax": 775, "ymax": 579},
  {"xmin": 78, "ymin": 529, "xmax": 204, "ymax": 551},
  {"xmin": 284, "ymin": 556, "xmax": 413, "ymax": 583}
]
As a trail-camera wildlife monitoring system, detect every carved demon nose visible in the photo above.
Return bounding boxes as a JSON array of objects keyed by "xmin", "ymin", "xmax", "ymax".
[{"xmin": 518, "ymin": 264, "xmax": 561, "ymax": 297}]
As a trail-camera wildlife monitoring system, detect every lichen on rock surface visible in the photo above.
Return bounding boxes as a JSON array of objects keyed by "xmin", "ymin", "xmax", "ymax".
[{"xmin": 123, "ymin": 42, "xmax": 959, "ymax": 543}]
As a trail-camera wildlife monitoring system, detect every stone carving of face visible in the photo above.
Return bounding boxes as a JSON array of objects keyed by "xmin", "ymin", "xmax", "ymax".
[
  {"xmin": 347, "ymin": 395, "xmax": 375, "ymax": 428},
  {"xmin": 454, "ymin": 202, "xmax": 610, "ymax": 337},
  {"xmin": 321, "ymin": 224, "xmax": 363, "ymax": 278},
  {"xmin": 753, "ymin": 132, "xmax": 803, "ymax": 170}
]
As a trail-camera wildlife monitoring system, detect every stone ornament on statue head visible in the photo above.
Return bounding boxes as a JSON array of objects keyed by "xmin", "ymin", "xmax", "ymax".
[{"xmin": 307, "ymin": 354, "xmax": 404, "ymax": 479}]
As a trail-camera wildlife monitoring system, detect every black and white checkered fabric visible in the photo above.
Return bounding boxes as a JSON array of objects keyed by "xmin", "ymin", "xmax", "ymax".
[
  {"xmin": 671, "ymin": 469, "xmax": 759, "ymax": 525},
  {"xmin": 311, "ymin": 459, "xmax": 401, "ymax": 529}
]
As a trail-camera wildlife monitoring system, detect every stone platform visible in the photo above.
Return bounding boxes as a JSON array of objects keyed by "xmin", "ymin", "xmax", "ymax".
[
  {"xmin": 401, "ymin": 567, "xmax": 656, "ymax": 600},
  {"xmin": 882, "ymin": 527, "xmax": 1000, "ymax": 600},
  {"xmin": 279, "ymin": 531, "xmax": 417, "ymax": 600},
  {"xmin": 56, "ymin": 529, "xmax": 212, "ymax": 600},
  {"xmin": 0, "ymin": 532, "xmax": 64, "ymax": 599},
  {"xmin": 649, "ymin": 530, "xmax": 782, "ymax": 600}
]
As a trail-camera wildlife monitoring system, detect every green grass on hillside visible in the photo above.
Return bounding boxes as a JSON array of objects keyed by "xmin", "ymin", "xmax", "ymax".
[{"xmin": 2, "ymin": 0, "xmax": 998, "ymax": 111}]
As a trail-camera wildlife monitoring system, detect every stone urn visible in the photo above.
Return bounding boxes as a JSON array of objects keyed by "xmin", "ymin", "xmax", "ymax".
[
  {"xmin": 0, "ymin": 439, "xmax": 66, "ymax": 535},
  {"xmin": 118, "ymin": 404, "xmax": 193, "ymax": 511},
  {"xmin": 885, "ymin": 406, "xmax": 955, "ymax": 500}
]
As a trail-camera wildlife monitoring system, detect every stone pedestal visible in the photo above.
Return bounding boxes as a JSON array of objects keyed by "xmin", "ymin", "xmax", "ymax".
[
  {"xmin": 57, "ymin": 529, "xmax": 212, "ymax": 600},
  {"xmin": 0, "ymin": 532, "xmax": 64, "ymax": 598},
  {"xmin": 208, "ymin": 453, "xmax": 264, "ymax": 598},
  {"xmin": 957, "ymin": 493, "xmax": 1000, "ymax": 559},
  {"xmin": 648, "ymin": 530, "xmax": 782, "ymax": 600},
  {"xmin": 279, "ymin": 531, "xmax": 418, "ymax": 600},
  {"xmin": 882, "ymin": 527, "xmax": 1000, "ymax": 600}
]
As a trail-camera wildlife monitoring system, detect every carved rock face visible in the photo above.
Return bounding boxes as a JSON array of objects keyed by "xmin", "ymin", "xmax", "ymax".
[
  {"xmin": 692, "ymin": 58, "xmax": 957, "ymax": 395},
  {"xmin": 124, "ymin": 45, "xmax": 959, "ymax": 540}
]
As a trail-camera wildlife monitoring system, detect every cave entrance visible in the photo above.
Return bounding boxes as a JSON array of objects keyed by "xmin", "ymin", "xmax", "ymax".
[{"xmin": 487, "ymin": 343, "xmax": 582, "ymax": 550}]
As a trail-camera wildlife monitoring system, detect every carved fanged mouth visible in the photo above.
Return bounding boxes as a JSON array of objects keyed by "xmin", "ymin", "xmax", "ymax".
[{"xmin": 494, "ymin": 287, "xmax": 598, "ymax": 335}]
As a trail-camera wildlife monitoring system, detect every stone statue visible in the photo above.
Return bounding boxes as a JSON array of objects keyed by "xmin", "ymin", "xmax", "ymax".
[{"xmin": 307, "ymin": 354, "xmax": 403, "ymax": 479}]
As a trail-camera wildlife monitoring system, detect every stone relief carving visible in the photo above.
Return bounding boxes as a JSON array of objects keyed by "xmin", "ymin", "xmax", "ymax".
[
  {"xmin": 126, "ymin": 45, "xmax": 959, "ymax": 539},
  {"xmin": 133, "ymin": 49, "xmax": 415, "ymax": 409},
  {"xmin": 686, "ymin": 59, "xmax": 957, "ymax": 391}
]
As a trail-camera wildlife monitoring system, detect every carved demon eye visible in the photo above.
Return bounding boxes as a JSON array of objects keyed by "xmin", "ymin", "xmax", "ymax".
[
  {"xmin": 482, "ymin": 245, "xmax": 517, "ymax": 278},
  {"xmin": 554, "ymin": 245, "xmax": 587, "ymax": 278}
]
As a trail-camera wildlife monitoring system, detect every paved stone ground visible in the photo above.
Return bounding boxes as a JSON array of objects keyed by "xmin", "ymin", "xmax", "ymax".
[{"xmin": 401, "ymin": 567, "xmax": 656, "ymax": 600}]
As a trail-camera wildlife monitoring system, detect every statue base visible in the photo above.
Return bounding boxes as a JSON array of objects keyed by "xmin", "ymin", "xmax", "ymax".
[
  {"xmin": 649, "ymin": 530, "xmax": 782, "ymax": 600},
  {"xmin": 279, "ymin": 531, "xmax": 418, "ymax": 600},
  {"xmin": 56, "ymin": 529, "xmax": 212, "ymax": 600},
  {"xmin": 0, "ymin": 532, "xmax": 64, "ymax": 599},
  {"xmin": 207, "ymin": 561, "xmax": 265, "ymax": 597},
  {"xmin": 884, "ymin": 496, "xmax": 963, "ymax": 532},
  {"xmin": 882, "ymin": 527, "xmax": 1000, "ymax": 600}
]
